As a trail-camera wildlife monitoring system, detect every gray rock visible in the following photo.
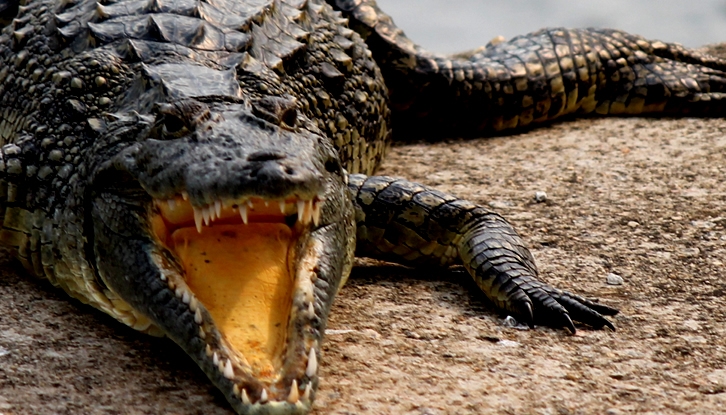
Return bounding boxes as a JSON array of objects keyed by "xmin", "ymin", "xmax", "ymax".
[
  {"xmin": 606, "ymin": 273, "xmax": 624, "ymax": 285},
  {"xmin": 534, "ymin": 191, "xmax": 548, "ymax": 203}
]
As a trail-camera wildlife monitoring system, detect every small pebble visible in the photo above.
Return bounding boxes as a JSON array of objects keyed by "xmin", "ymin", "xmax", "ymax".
[
  {"xmin": 606, "ymin": 273, "xmax": 624, "ymax": 285},
  {"xmin": 502, "ymin": 316, "xmax": 530, "ymax": 330},
  {"xmin": 502, "ymin": 315, "xmax": 519, "ymax": 327},
  {"xmin": 534, "ymin": 191, "xmax": 547, "ymax": 203}
]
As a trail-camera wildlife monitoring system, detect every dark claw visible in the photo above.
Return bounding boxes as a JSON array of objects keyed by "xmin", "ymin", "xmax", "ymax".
[
  {"xmin": 561, "ymin": 313, "xmax": 576, "ymax": 335},
  {"xmin": 514, "ymin": 282, "xmax": 618, "ymax": 333},
  {"xmin": 561, "ymin": 290, "xmax": 620, "ymax": 316},
  {"xmin": 587, "ymin": 301, "xmax": 619, "ymax": 316},
  {"xmin": 556, "ymin": 290, "xmax": 618, "ymax": 331},
  {"xmin": 460, "ymin": 212, "xmax": 618, "ymax": 334},
  {"xmin": 522, "ymin": 301, "xmax": 534, "ymax": 329}
]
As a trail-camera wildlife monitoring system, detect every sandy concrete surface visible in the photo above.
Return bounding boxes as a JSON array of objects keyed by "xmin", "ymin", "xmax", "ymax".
[{"xmin": 2, "ymin": 78, "xmax": 726, "ymax": 415}]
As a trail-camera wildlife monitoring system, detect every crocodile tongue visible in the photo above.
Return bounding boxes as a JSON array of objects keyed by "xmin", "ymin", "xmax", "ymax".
[{"xmin": 170, "ymin": 223, "xmax": 294, "ymax": 380}]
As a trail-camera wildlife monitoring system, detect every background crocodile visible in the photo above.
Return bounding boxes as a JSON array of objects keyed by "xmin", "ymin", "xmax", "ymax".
[{"xmin": 1, "ymin": 0, "xmax": 725, "ymax": 414}]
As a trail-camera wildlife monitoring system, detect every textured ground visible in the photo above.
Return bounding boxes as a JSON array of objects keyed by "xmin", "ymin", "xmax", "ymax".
[{"xmin": 2, "ymin": 78, "xmax": 726, "ymax": 415}]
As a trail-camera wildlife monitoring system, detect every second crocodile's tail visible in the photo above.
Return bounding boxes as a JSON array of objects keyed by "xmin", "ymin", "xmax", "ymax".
[{"xmin": 329, "ymin": 0, "xmax": 726, "ymax": 138}]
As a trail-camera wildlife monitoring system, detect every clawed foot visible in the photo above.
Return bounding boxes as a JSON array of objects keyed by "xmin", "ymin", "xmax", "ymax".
[
  {"xmin": 458, "ymin": 209, "xmax": 619, "ymax": 335},
  {"xmin": 507, "ymin": 279, "xmax": 619, "ymax": 334}
]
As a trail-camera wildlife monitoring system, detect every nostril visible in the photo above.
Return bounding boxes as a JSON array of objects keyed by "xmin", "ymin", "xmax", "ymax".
[
  {"xmin": 324, "ymin": 158, "xmax": 341, "ymax": 174},
  {"xmin": 252, "ymin": 160, "xmax": 300, "ymax": 182},
  {"xmin": 247, "ymin": 150, "xmax": 286, "ymax": 162}
]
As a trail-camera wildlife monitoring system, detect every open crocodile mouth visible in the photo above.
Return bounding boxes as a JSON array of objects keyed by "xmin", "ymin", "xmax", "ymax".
[{"xmin": 148, "ymin": 192, "xmax": 324, "ymax": 410}]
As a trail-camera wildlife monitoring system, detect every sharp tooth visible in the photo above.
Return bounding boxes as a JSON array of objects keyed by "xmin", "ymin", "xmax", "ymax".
[
  {"xmin": 233, "ymin": 384, "xmax": 241, "ymax": 397},
  {"xmin": 287, "ymin": 380, "xmax": 299, "ymax": 403},
  {"xmin": 302, "ymin": 383, "xmax": 312, "ymax": 401},
  {"xmin": 260, "ymin": 388, "xmax": 268, "ymax": 403},
  {"xmin": 264, "ymin": 200, "xmax": 269, "ymax": 207},
  {"xmin": 194, "ymin": 307, "xmax": 203, "ymax": 324},
  {"xmin": 193, "ymin": 206, "xmax": 203, "ymax": 233},
  {"xmin": 239, "ymin": 205, "xmax": 248, "ymax": 224},
  {"xmin": 279, "ymin": 200, "xmax": 286, "ymax": 214},
  {"xmin": 181, "ymin": 191, "xmax": 188, "ymax": 200},
  {"xmin": 167, "ymin": 199, "xmax": 176, "ymax": 210},
  {"xmin": 307, "ymin": 301, "xmax": 315, "ymax": 318},
  {"xmin": 247, "ymin": 199, "xmax": 254, "ymax": 208},
  {"xmin": 213, "ymin": 352, "xmax": 219, "ymax": 367},
  {"xmin": 312, "ymin": 200, "xmax": 321, "ymax": 226},
  {"xmin": 189, "ymin": 297, "xmax": 198, "ymax": 312},
  {"xmin": 202, "ymin": 206, "xmax": 211, "ymax": 226},
  {"xmin": 306, "ymin": 348, "xmax": 317, "ymax": 378},
  {"xmin": 297, "ymin": 200, "xmax": 305, "ymax": 223},
  {"xmin": 224, "ymin": 359, "xmax": 234, "ymax": 379},
  {"xmin": 214, "ymin": 200, "xmax": 222, "ymax": 218},
  {"xmin": 304, "ymin": 200, "xmax": 313, "ymax": 224},
  {"xmin": 241, "ymin": 389, "xmax": 251, "ymax": 405},
  {"xmin": 182, "ymin": 290, "xmax": 190, "ymax": 304},
  {"xmin": 199, "ymin": 326, "xmax": 206, "ymax": 339},
  {"xmin": 238, "ymin": 352, "xmax": 251, "ymax": 367},
  {"xmin": 175, "ymin": 287, "xmax": 183, "ymax": 298},
  {"xmin": 205, "ymin": 344, "xmax": 213, "ymax": 357}
]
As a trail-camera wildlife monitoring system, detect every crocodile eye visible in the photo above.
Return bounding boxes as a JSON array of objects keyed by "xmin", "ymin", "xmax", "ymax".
[
  {"xmin": 280, "ymin": 107, "xmax": 298, "ymax": 128},
  {"xmin": 251, "ymin": 96, "xmax": 299, "ymax": 130},
  {"xmin": 324, "ymin": 157, "xmax": 342, "ymax": 175},
  {"xmin": 161, "ymin": 114, "xmax": 190, "ymax": 138}
]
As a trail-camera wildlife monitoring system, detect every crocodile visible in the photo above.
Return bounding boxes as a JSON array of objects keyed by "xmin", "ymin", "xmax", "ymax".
[{"xmin": 1, "ymin": 0, "xmax": 725, "ymax": 412}]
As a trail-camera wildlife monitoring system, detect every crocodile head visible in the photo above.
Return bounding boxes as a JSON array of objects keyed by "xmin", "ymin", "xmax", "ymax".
[{"xmin": 88, "ymin": 97, "xmax": 354, "ymax": 414}]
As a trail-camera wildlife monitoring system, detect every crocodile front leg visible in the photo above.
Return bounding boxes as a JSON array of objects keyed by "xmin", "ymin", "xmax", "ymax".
[{"xmin": 348, "ymin": 174, "xmax": 617, "ymax": 332}]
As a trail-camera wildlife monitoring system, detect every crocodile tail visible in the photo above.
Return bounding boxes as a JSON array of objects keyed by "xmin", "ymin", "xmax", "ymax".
[
  {"xmin": 381, "ymin": 26, "xmax": 726, "ymax": 138},
  {"xmin": 328, "ymin": 2, "xmax": 726, "ymax": 138}
]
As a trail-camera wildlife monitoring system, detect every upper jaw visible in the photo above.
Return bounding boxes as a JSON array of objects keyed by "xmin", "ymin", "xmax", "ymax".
[
  {"xmin": 132, "ymin": 136, "xmax": 327, "ymax": 206},
  {"xmin": 127, "ymin": 107, "xmax": 329, "ymax": 204},
  {"xmin": 156, "ymin": 193, "xmax": 325, "ymax": 233}
]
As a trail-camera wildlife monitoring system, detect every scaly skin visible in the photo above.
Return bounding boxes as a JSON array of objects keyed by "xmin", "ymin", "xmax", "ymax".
[
  {"xmin": 333, "ymin": 0, "xmax": 726, "ymax": 137},
  {"xmin": 1, "ymin": 0, "xmax": 725, "ymax": 413}
]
